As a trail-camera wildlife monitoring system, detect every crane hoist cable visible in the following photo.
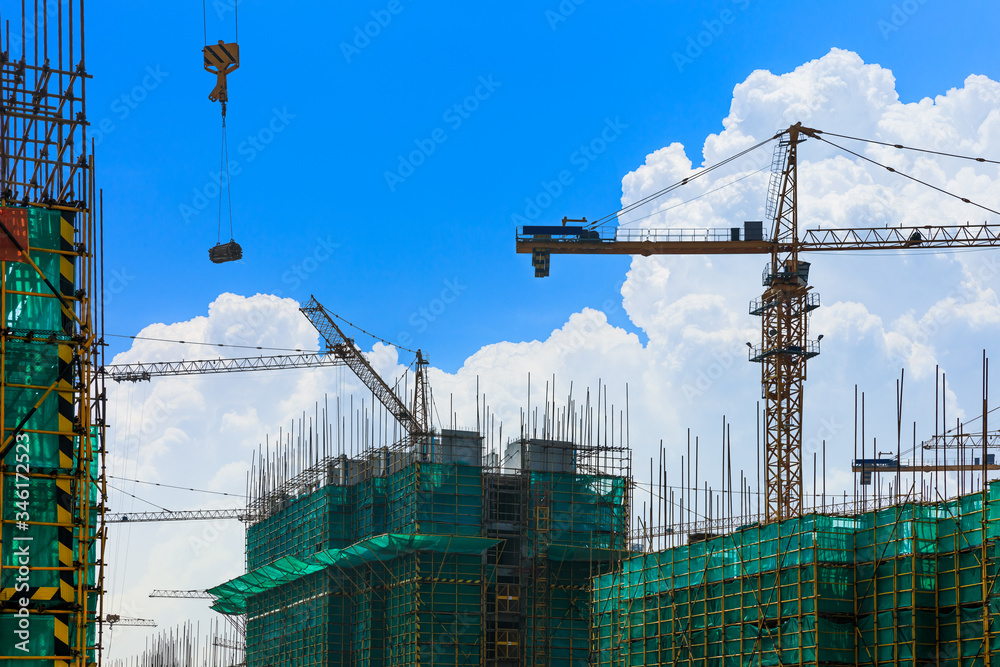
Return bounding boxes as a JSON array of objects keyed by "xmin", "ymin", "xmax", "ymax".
[
  {"xmin": 107, "ymin": 483, "xmax": 173, "ymax": 513},
  {"xmin": 814, "ymin": 130, "xmax": 1000, "ymax": 165},
  {"xmin": 105, "ymin": 332, "xmax": 321, "ymax": 353},
  {"xmin": 586, "ymin": 129, "xmax": 999, "ymax": 233},
  {"xmin": 616, "ymin": 165, "xmax": 771, "ymax": 228},
  {"xmin": 107, "ymin": 475, "xmax": 244, "ymax": 498},
  {"xmin": 218, "ymin": 118, "xmax": 235, "ymax": 247},
  {"xmin": 811, "ymin": 134, "xmax": 1000, "ymax": 217},
  {"xmin": 586, "ymin": 133, "xmax": 781, "ymax": 229},
  {"xmin": 325, "ymin": 309, "xmax": 418, "ymax": 355},
  {"xmin": 203, "ymin": 0, "xmax": 243, "ymax": 264}
]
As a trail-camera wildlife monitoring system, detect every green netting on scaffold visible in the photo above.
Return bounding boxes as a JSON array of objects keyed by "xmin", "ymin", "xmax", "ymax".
[
  {"xmin": 595, "ymin": 484, "xmax": 1000, "ymax": 667},
  {"xmin": 212, "ymin": 534, "xmax": 499, "ymax": 615},
  {"xmin": 247, "ymin": 484, "xmax": 353, "ymax": 570},
  {"xmin": 0, "ymin": 206, "xmax": 97, "ymax": 664},
  {"xmin": 245, "ymin": 570, "xmax": 351, "ymax": 667},
  {"xmin": 525, "ymin": 471, "xmax": 628, "ymax": 554},
  {"xmin": 387, "ymin": 462, "xmax": 483, "ymax": 536}
]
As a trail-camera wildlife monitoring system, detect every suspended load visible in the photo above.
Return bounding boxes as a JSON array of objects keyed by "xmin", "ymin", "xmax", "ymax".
[
  {"xmin": 202, "ymin": 15, "xmax": 242, "ymax": 263},
  {"xmin": 209, "ymin": 239, "xmax": 243, "ymax": 263}
]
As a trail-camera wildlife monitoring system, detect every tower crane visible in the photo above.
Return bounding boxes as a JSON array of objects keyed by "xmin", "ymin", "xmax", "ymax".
[
  {"xmin": 517, "ymin": 122, "xmax": 1000, "ymax": 522},
  {"xmin": 103, "ymin": 300, "xmax": 431, "ymax": 522},
  {"xmin": 851, "ymin": 457, "xmax": 1000, "ymax": 477},
  {"xmin": 150, "ymin": 590, "xmax": 215, "ymax": 600},
  {"xmin": 213, "ymin": 636, "xmax": 244, "ymax": 651},
  {"xmin": 148, "ymin": 589, "xmax": 246, "ymax": 638},
  {"xmin": 101, "ymin": 298, "xmax": 432, "ymax": 441},
  {"xmin": 300, "ymin": 295, "xmax": 431, "ymax": 438},
  {"xmin": 853, "ymin": 411, "xmax": 1000, "ymax": 481},
  {"xmin": 920, "ymin": 432, "xmax": 1000, "ymax": 451},
  {"xmin": 105, "ymin": 508, "xmax": 248, "ymax": 523},
  {"xmin": 100, "ymin": 352, "xmax": 346, "ymax": 382},
  {"xmin": 104, "ymin": 615, "xmax": 156, "ymax": 628}
]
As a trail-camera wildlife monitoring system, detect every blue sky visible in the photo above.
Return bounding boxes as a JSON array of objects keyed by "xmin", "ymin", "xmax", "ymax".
[
  {"xmin": 89, "ymin": 0, "xmax": 1000, "ymax": 370},
  {"xmin": 68, "ymin": 1, "xmax": 1000, "ymax": 659}
]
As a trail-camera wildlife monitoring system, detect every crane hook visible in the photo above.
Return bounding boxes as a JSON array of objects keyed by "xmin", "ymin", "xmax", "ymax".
[{"xmin": 203, "ymin": 40, "xmax": 240, "ymax": 118}]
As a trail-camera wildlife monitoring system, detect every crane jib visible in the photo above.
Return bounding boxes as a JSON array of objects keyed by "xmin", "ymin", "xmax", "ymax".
[
  {"xmin": 301, "ymin": 296, "xmax": 427, "ymax": 436},
  {"xmin": 516, "ymin": 222, "xmax": 1000, "ymax": 255}
]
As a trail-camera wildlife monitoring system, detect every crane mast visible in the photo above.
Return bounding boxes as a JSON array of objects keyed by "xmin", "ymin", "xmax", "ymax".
[
  {"xmin": 413, "ymin": 350, "xmax": 430, "ymax": 436},
  {"xmin": 753, "ymin": 123, "xmax": 821, "ymax": 520}
]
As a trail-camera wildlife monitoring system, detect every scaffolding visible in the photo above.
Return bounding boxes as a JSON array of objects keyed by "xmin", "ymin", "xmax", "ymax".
[
  {"xmin": 210, "ymin": 354, "xmax": 1000, "ymax": 667},
  {"xmin": 0, "ymin": 3, "xmax": 105, "ymax": 664},
  {"xmin": 104, "ymin": 619, "xmax": 244, "ymax": 667},
  {"xmin": 214, "ymin": 389, "xmax": 631, "ymax": 667},
  {"xmin": 594, "ymin": 486, "xmax": 1000, "ymax": 667},
  {"xmin": 0, "ymin": 203, "xmax": 104, "ymax": 667}
]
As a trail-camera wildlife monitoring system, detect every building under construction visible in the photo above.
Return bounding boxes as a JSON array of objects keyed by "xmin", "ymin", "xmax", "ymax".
[
  {"xmin": 596, "ymin": 488, "xmax": 1000, "ymax": 667},
  {"xmin": 201, "ymin": 371, "xmax": 1000, "ymax": 667},
  {"xmin": 210, "ymin": 416, "xmax": 630, "ymax": 667}
]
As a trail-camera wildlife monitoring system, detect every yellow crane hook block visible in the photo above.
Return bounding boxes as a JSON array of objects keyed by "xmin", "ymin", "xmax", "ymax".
[{"xmin": 203, "ymin": 40, "xmax": 240, "ymax": 112}]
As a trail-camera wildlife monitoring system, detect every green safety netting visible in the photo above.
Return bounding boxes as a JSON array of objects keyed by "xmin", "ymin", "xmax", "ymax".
[
  {"xmin": 209, "ymin": 555, "xmax": 326, "ymax": 614},
  {"xmin": 245, "ymin": 461, "xmax": 628, "ymax": 574},
  {"xmin": 1, "ymin": 208, "xmax": 66, "ymax": 593},
  {"xmin": 236, "ymin": 454, "xmax": 629, "ymax": 667},
  {"xmin": 211, "ymin": 534, "xmax": 500, "ymax": 615},
  {"xmin": 311, "ymin": 533, "xmax": 500, "ymax": 570},
  {"xmin": 547, "ymin": 543, "xmax": 621, "ymax": 562},
  {"xmin": 0, "ymin": 206, "xmax": 101, "ymax": 663},
  {"xmin": 592, "ymin": 482, "xmax": 1000, "ymax": 667}
]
